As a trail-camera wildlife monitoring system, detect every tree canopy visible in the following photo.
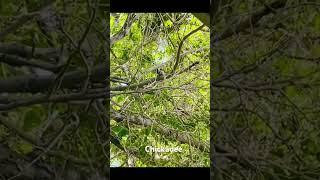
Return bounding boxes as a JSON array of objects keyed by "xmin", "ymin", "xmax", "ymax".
[
  {"xmin": 110, "ymin": 13, "xmax": 210, "ymax": 167},
  {"xmin": 211, "ymin": 0, "xmax": 320, "ymax": 179},
  {"xmin": 0, "ymin": 1, "xmax": 109, "ymax": 179}
]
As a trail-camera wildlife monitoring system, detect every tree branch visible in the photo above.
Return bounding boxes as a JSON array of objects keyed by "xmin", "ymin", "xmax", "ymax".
[
  {"xmin": 0, "ymin": 63, "xmax": 107, "ymax": 93},
  {"xmin": 0, "ymin": 89, "xmax": 107, "ymax": 110},
  {"xmin": 171, "ymin": 25, "xmax": 204, "ymax": 73},
  {"xmin": 0, "ymin": 43, "xmax": 59, "ymax": 62},
  {"xmin": 111, "ymin": 110, "xmax": 209, "ymax": 152},
  {"xmin": 216, "ymin": 0, "xmax": 287, "ymax": 42},
  {"xmin": 110, "ymin": 14, "xmax": 138, "ymax": 46},
  {"xmin": 0, "ymin": 53, "xmax": 61, "ymax": 72},
  {"xmin": 111, "ymin": 61, "xmax": 199, "ymax": 91}
]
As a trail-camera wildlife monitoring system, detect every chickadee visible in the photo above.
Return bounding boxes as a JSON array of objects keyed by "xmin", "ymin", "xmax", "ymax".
[{"xmin": 156, "ymin": 69, "xmax": 165, "ymax": 78}]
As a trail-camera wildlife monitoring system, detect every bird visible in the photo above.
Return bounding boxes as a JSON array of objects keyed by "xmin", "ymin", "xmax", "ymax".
[
  {"xmin": 156, "ymin": 68, "xmax": 165, "ymax": 79},
  {"xmin": 37, "ymin": 5, "xmax": 61, "ymax": 33},
  {"xmin": 36, "ymin": 5, "xmax": 62, "ymax": 47}
]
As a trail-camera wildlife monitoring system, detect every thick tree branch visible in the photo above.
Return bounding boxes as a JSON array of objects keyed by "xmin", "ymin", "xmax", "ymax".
[
  {"xmin": 0, "ymin": 63, "xmax": 107, "ymax": 93},
  {"xmin": 0, "ymin": 53, "xmax": 61, "ymax": 72},
  {"xmin": 171, "ymin": 25, "xmax": 204, "ymax": 73},
  {"xmin": 0, "ymin": 89, "xmax": 107, "ymax": 110},
  {"xmin": 0, "ymin": 43, "xmax": 59, "ymax": 62},
  {"xmin": 111, "ymin": 61, "xmax": 199, "ymax": 91},
  {"xmin": 111, "ymin": 110, "xmax": 209, "ymax": 152}
]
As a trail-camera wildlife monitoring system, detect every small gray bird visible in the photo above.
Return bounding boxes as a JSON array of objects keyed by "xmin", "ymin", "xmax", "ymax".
[
  {"xmin": 37, "ymin": 5, "xmax": 61, "ymax": 33},
  {"xmin": 156, "ymin": 68, "xmax": 165, "ymax": 78},
  {"xmin": 36, "ymin": 5, "xmax": 62, "ymax": 47}
]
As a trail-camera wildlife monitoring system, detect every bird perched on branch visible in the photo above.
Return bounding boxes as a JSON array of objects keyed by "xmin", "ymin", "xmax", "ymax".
[
  {"xmin": 156, "ymin": 68, "xmax": 165, "ymax": 79},
  {"xmin": 36, "ymin": 4, "xmax": 62, "ymax": 47}
]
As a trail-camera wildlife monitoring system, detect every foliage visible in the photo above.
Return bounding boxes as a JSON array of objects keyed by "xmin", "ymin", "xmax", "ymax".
[
  {"xmin": 0, "ymin": 0, "xmax": 109, "ymax": 179},
  {"xmin": 211, "ymin": 0, "xmax": 320, "ymax": 179},
  {"xmin": 110, "ymin": 13, "xmax": 210, "ymax": 167}
]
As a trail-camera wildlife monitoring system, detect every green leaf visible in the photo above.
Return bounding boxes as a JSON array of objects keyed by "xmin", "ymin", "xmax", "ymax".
[{"xmin": 112, "ymin": 126, "xmax": 129, "ymax": 138}]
